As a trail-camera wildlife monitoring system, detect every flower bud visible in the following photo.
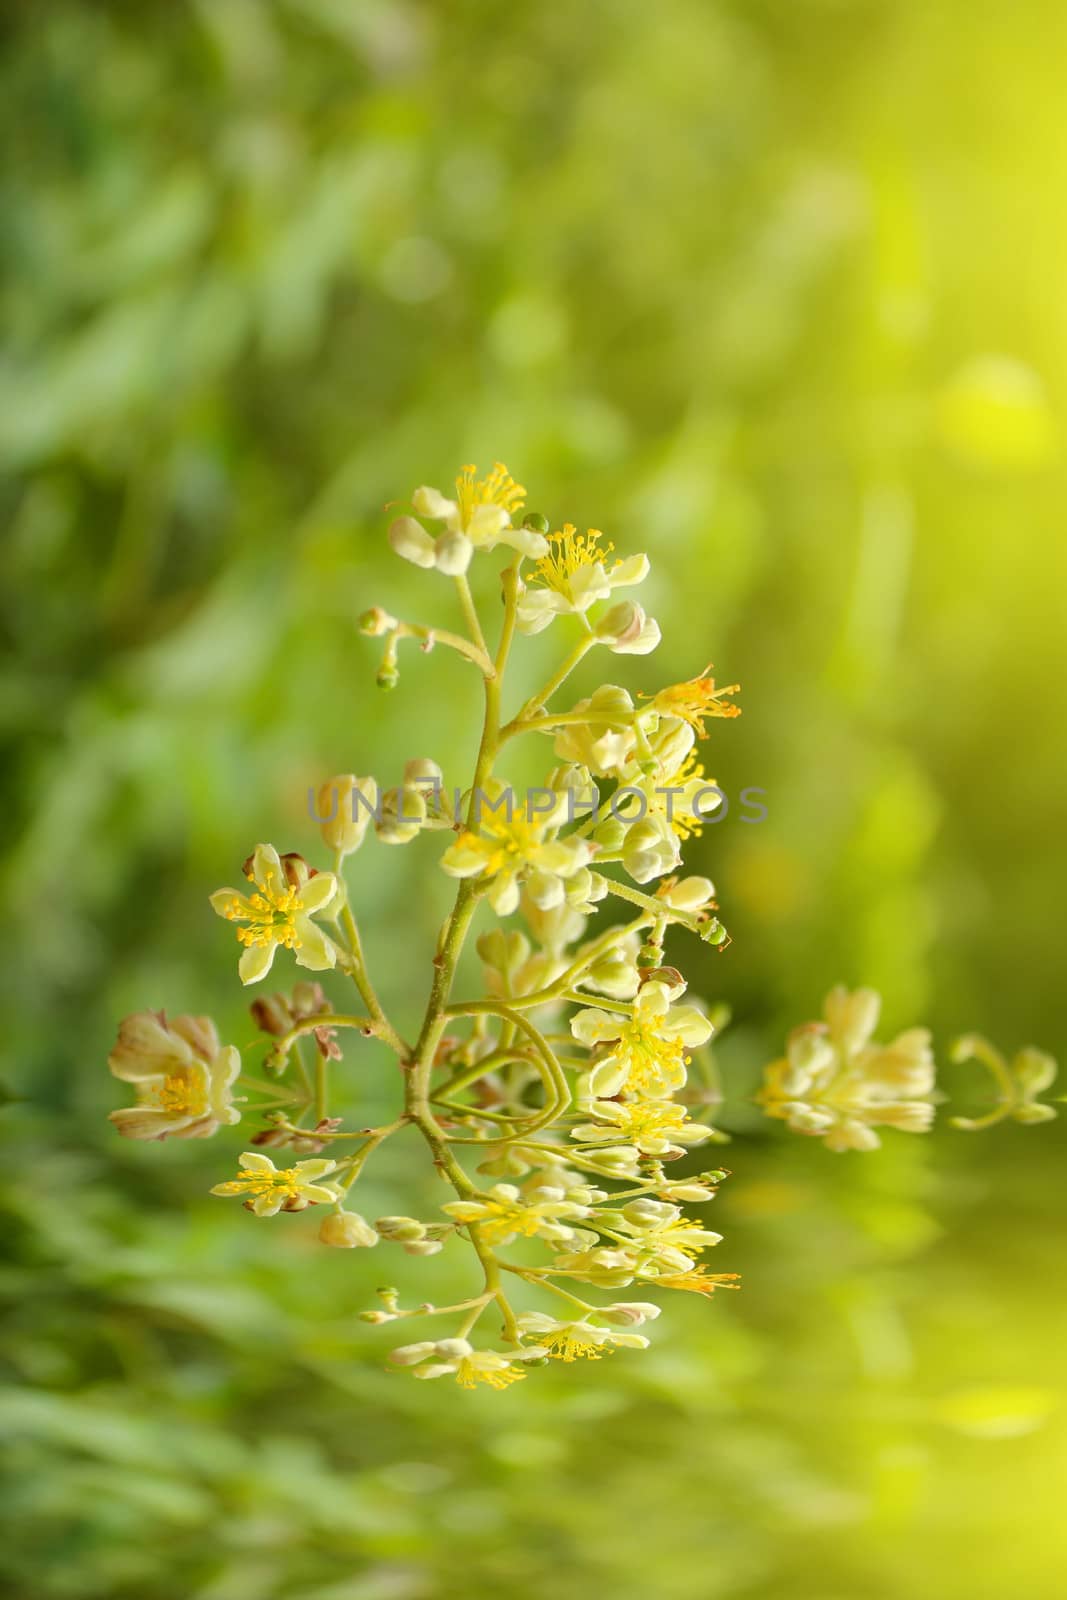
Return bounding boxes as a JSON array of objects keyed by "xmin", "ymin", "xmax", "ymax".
[
  {"xmin": 376, "ymin": 785, "xmax": 427, "ymax": 844},
  {"xmin": 389, "ymin": 1342, "xmax": 436, "ymax": 1366},
  {"xmin": 576, "ymin": 1145, "xmax": 642, "ymax": 1178},
  {"xmin": 585, "ymin": 949, "xmax": 640, "ymax": 999},
  {"xmin": 623, "ymin": 819, "xmax": 680, "ymax": 884},
  {"xmin": 595, "ymin": 601, "xmax": 661, "ymax": 655},
  {"xmin": 592, "ymin": 814, "xmax": 627, "ymax": 852},
  {"xmin": 600, "ymin": 1302, "xmax": 661, "ymax": 1327},
  {"xmin": 389, "ymin": 516, "xmax": 437, "ymax": 568},
  {"xmin": 523, "ymin": 511, "xmax": 550, "ymax": 534},
  {"xmin": 658, "ymin": 1181, "xmax": 717, "ymax": 1202},
  {"xmin": 319, "ymin": 1210, "xmax": 379, "ymax": 1248},
  {"xmin": 375, "ymin": 1216, "xmax": 426, "ymax": 1241},
  {"xmin": 476, "ymin": 1144, "xmax": 533, "ymax": 1178},
  {"xmin": 647, "ymin": 717, "xmax": 696, "ymax": 772},
  {"xmin": 433, "ymin": 1338, "xmax": 473, "ymax": 1360},
  {"xmin": 317, "ymin": 775, "xmax": 378, "ymax": 857},
  {"xmin": 402, "ymin": 1238, "xmax": 444, "ymax": 1256},
  {"xmin": 658, "ymin": 876, "xmax": 716, "ymax": 913},
  {"xmin": 359, "ymin": 605, "xmax": 398, "ymax": 636},
  {"xmin": 404, "ymin": 757, "xmax": 444, "ymax": 788},
  {"xmin": 623, "ymin": 1198, "xmax": 677, "ymax": 1227}
]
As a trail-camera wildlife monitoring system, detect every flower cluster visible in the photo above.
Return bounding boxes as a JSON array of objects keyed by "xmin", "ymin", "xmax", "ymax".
[
  {"xmin": 106, "ymin": 460, "xmax": 1058, "ymax": 1390},
  {"xmin": 757, "ymin": 986, "xmax": 936, "ymax": 1152}
]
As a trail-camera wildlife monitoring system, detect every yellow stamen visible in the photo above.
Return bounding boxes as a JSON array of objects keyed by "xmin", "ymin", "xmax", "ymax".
[
  {"xmin": 454, "ymin": 1359, "xmax": 527, "ymax": 1390},
  {"xmin": 607, "ymin": 1101, "xmax": 689, "ymax": 1140},
  {"xmin": 533, "ymin": 524, "xmax": 619, "ymax": 593},
  {"xmin": 543, "ymin": 1330, "xmax": 606, "ymax": 1362},
  {"xmin": 223, "ymin": 1167, "xmax": 305, "ymax": 1199},
  {"xmin": 455, "ymin": 461, "xmax": 525, "ymax": 528},
  {"xmin": 225, "ymin": 867, "xmax": 304, "ymax": 951},
  {"xmin": 653, "ymin": 1267, "xmax": 741, "ymax": 1296},
  {"xmin": 658, "ymin": 752, "xmax": 708, "ymax": 841},
  {"xmin": 475, "ymin": 1202, "xmax": 548, "ymax": 1244},
  {"xmin": 456, "ymin": 812, "xmax": 543, "ymax": 878},
  {"xmin": 619, "ymin": 1020, "xmax": 690, "ymax": 1095},
  {"xmin": 148, "ymin": 1071, "xmax": 208, "ymax": 1117},
  {"xmin": 644, "ymin": 667, "xmax": 741, "ymax": 739}
]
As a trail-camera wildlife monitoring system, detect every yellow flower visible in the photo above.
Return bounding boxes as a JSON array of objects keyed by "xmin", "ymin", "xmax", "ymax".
[
  {"xmin": 211, "ymin": 1151, "xmax": 340, "ymax": 1216},
  {"xmin": 645, "ymin": 1266, "xmax": 741, "ymax": 1296},
  {"xmin": 515, "ymin": 1311, "xmax": 650, "ymax": 1361},
  {"xmin": 614, "ymin": 1198, "xmax": 723, "ymax": 1271},
  {"xmin": 108, "ymin": 1011, "xmax": 241, "ymax": 1141},
  {"xmin": 393, "ymin": 462, "xmax": 546, "ymax": 574},
  {"xmin": 441, "ymin": 1182, "xmax": 593, "ymax": 1245},
  {"xmin": 390, "ymin": 1338, "xmax": 537, "ymax": 1389},
  {"xmin": 599, "ymin": 751, "xmax": 723, "ymax": 885},
  {"xmin": 440, "ymin": 784, "xmax": 592, "ymax": 915},
  {"xmin": 210, "ymin": 844, "xmax": 339, "ymax": 985},
  {"xmin": 757, "ymin": 985, "xmax": 936, "ymax": 1151},
  {"xmin": 570, "ymin": 980, "xmax": 713, "ymax": 1097},
  {"xmin": 642, "ymin": 666, "xmax": 740, "ymax": 738},
  {"xmin": 571, "ymin": 1097, "xmax": 712, "ymax": 1157},
  {"xmin": 517, "ymin": 525, "xmax": 649, "ymax": 633},
  {"xmin": 552, "ymin": 685, "xmax": 640, "ymax": 776}
]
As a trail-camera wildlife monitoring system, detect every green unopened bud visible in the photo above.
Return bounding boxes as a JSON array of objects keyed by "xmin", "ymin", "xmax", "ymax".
[
  {"xmin": 585, "ymin": 949, "xmax": 640, "ymax": 999},
  {"xmin": 376, "ymin": 637, "xmax": 400, "ymax": 690},
  {"xmin": 403, "ymin": 1238, "xmax": 444, "ymax": 1256},
  {"xmin": 523, "ymin": 511, "xmax": 550, "ymax": 534},
  {"xmin": 404, "ymin": 757, "xmax": 444, "ymax": 788}
]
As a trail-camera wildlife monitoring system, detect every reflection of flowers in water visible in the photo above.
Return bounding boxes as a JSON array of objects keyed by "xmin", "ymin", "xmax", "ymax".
[{"xmin": 758, "ymin": 985, "xmax": 936, "ymax": 1152}]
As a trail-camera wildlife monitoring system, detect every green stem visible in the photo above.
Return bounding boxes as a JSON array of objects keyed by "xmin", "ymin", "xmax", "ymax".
[
  {"xmin": 392, "ymin": 618, "xmax": 492, "ymax": 674},
  {"xmin": 402, "ymin": 568, "xmax": 522, "ymax": 1341},
  {"xmin": 503, "ymin": 632, "xmax": 596, "ymax": 731},
  {"xmin": 455, "ymin": 572, "xmax": 490, "ymax": 659},
  {"xmin": 336, "ymin": 897, "xmax": 409, "ymax": 1056}
]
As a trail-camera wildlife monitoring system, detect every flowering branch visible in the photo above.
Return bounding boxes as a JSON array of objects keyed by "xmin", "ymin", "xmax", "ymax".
[{"xmin": 105, "ymin": 459, "xmax": 1059, "ymax": 1391}]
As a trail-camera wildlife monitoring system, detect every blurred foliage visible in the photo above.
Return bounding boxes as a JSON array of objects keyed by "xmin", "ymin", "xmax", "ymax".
[{"xmin": 2, "ymin": 1, "xmax": 1066, "ymax": 1596}]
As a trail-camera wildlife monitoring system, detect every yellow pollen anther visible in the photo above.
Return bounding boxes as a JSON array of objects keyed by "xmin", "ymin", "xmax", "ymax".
[
  {"xmin": 644, "ymin": 667, "xmax": 741, "ymax": 738},
  {"xmin": 148, "ymin": 1072, "xmax": 208, "ymax": 1117},
  {"xmin": 455, "ymin": 461, "xmax": 525, "ymax": 527},
  {"xmin": 533, "ymin": 524, "xmax": 618, "ymax": 593},
  {"xmin": 225, "ymin": 868, "xmax": 304, "ymax": 950}
]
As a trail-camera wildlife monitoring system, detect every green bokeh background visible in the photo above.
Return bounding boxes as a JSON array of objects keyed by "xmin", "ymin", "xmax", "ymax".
[{"xmin": 3, "ymin": 3, "xmax": 1065, "ymax": 1597}]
